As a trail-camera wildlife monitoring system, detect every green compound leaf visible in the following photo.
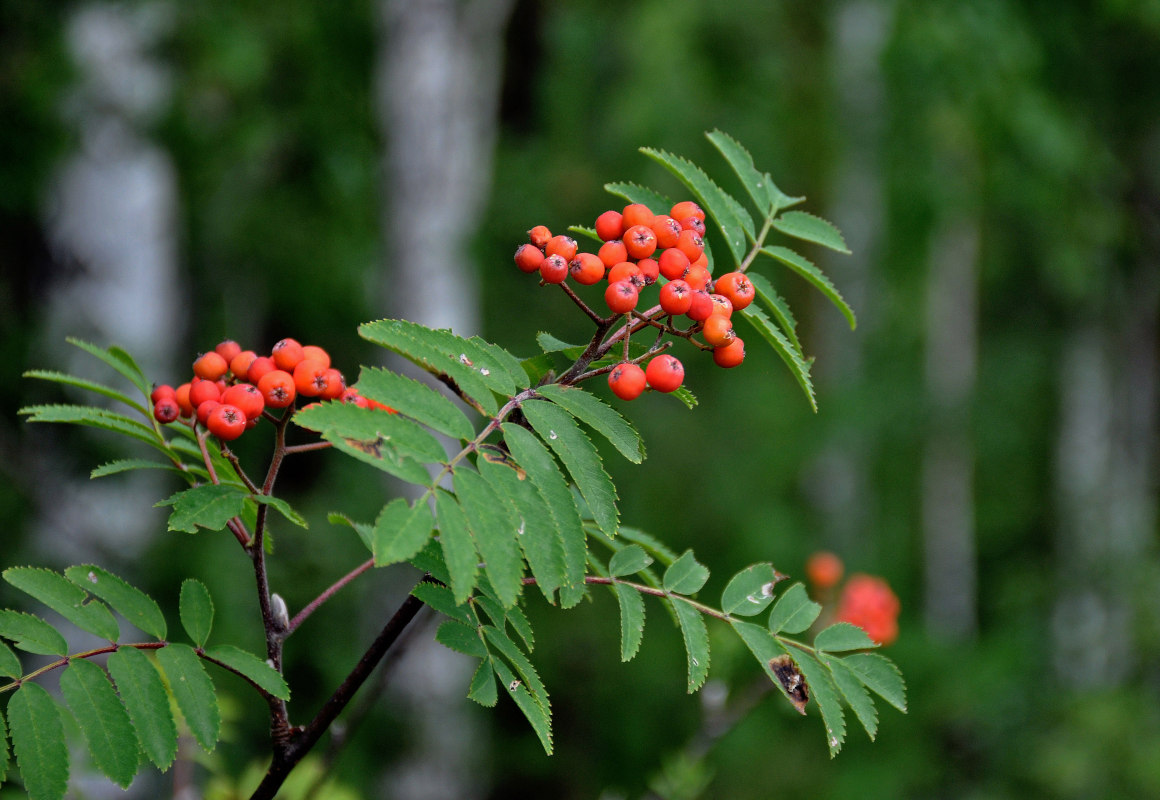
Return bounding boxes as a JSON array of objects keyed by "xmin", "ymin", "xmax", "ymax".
[
  {"xmin": 746, "ymin": 271, "xmax": 803, "ymax": 357},
  {"xmin": 22, "ymin": 369, "xmax": 146, "ymax": 415},
  {"xmin": 468, "ymin": 660, "xmax": 498, "ymax": 707},
  {"xmin": 483, "ymin": 626, "xmax": 550, "ymax": 708},
  {"xmin": 772, "ymin": 210, "xmax": 851, "ymax": 254},
  {"xmin": 202, "ymin": 645, "xmax": 290, "ymax": 701},
  {"xmin": 761, "ymin": 245, "xmax": 856, "ymax": 330},
  {"xmin": 3, "ymin": 567, "xmax": 119, "ymax": 641},
  {"xmin": 91, "ymin": 458, "xmax": 197, "ymax": 480},
  {"xmin": 19, "ymin": 405, "xmax": 163, "ymax": 452},
  {"xmin": 768, "ymin": 583, "xmax": 821, "ymax": 635},
  {"xmin": 663, "ymin": 550, "xmax": 710, "ymax": 595},
  {"xmin": 535, "ymin": 331, "xmax": 585, "ymax": 357},
  {"xmin": 358, "ymin": 319, "xmax": 499, "ymax": 415},
  {"xmin": 59, "ymin": 658, "xmax": 139, "ymax": 787},
  {"xmin": 156, "ymin": 643, "xmax": 220, "ymax": 753},
  {"xmin": 705, "ymin": 129, "xmax": 803, "ymax": 218},
  {"xmin": 436, "ymin": 620, "xmax": 487, "ymax": 659},
  {"xmin": 453, "ymin": 467, "xmax": 524, "ymax": 608},
  {"xmin": 179, "ymin": 579, "xmax": 213, "ymax": 648},
  {"xmin": 467, "ymin": 334, "xmax": 532, "ymax": 393},
  {"xmin": 639, "ymin": 147, "xmax": 753, "ymax": 267},
  {"xmin": 294, "ymin": 401, "xmax": 447, "ymax": 465},
  {"xmin": 720, "ymin": 563, "xmax": 780, "ymax": 617},
  {"xmin": 156, "ymin": 484, "xmax": 246, "ymax": 534},
  {"xmin": 823, "ymin": 654, "xmax": 879, "ymax": 740},
  {"xmin": 814, "ymin": 622, "xmax": 879, "ymax": 653},
  {"xmin": 670, "ymin": 599, "xmax": 710, "ymax": 693},
  {"xmin": 373, "ymin": 497, "xmax": 435, "ymax": 567},
  {"xmin": 0, "ymin": 640, "xmax": 21, "ymax": 678},
  {"xmin": 411, "ymin": 582, "xmax": 472, "ymax": 625},
  {"xmin": 0, "ymin": 610, "xmax": 67, "ymax": 656},
  {"xmin": 434, "ymin": 488, "xmax": 480, "ymax": 604},
  {"xmin": 840, "ymin": 652, "xmax": 907, "ymax": 713},
  {"xmin": 66, "ymin": 337, "xmax": 152, "ymax": 398},
  {"xmin": 739, "ymin": 304, "xmax": 817, "ymax": 412},
  {"xmin": 609, "ymin": 544, "xmax": 653, "ymax": 578},
  {"xmin": 355, "ymin": 367, "xmax": 475, "ymax": 441},
  {"xmin": 107, "ymin": 646, "xmax": 178, "ymax": 770},
  {"xmin": 522, "ymin": 398, "xmax": 618, "ymax": 538},
  {"xmin": 784, "ymin": 643, "xmax": 846, "ymax": 757},
  {"xmin": 8, "ymin": 682, "xmax": 70, "ymax": 800},
  {"xmin": 65, "ymin": 565, "xmax": 166, "ymax": 640},
  {"xmin": 320, "ymin": 432, "xmax": 431, "ymax": 486},
  {"xmin": 613, "ymin": 583, "xmax": 646, "ymax": 662},
  {"xmin": 490, "ymin": 656, "xmax": 552, "ymax": 755},
  {"xmin": 604, "ymin": 180, "xmax": 673, "ymax": 213},
  {"xmin": 535, "ymin": 384, "xmax": 644, "ymax": 464},
  {"xmin": 477, "ymin": 456, "xmax": 566, "ymax": 605},
  {"xmin": 502, "ymin": 424, "xmax": 588, "ymax": 608}
]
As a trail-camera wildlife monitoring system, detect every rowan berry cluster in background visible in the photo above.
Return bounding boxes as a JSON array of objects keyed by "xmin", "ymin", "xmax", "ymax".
[
  {"xmin": 806, "ymin": 551, "xmax": 901, "ymax": 646},
  {"xmin": 514, "ymin": 200, "xmax": 755, "ymax": 401},
  {"xmin": 149, "ymin": 338, "xmax": 389, "ymax": 442}
]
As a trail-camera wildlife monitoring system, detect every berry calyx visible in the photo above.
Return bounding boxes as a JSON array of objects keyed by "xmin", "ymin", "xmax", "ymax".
[{"xmin": 608, "ymin": 362, "xmax": 647, "ymax": 400}]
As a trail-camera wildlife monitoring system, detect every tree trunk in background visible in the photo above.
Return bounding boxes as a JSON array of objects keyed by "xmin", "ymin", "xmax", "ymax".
[
  {"xmin": 37, "ymin": 2, "xmax": 181, "ymax": 564},
  {"xmin": 921, "ymin": 218, "xmax": 978, "ymax": 640},
  {"xmin": 374, "ymin": 1, "xmax": 514, "ymax": 798},
  {"xmin": 808, "ymin": 0, "xmax": 892, "ymax": 558}
]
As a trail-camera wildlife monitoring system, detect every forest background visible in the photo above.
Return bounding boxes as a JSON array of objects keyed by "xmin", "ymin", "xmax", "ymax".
[{"xmin": 1, "ymin": 0, "xmax": 1158, "ymax": 798}]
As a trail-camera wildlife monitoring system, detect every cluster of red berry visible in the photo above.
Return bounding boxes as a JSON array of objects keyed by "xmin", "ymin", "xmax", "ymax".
[
  {"xmin": 514, "ymin": 201, "xmax": 755, "ymax": 401},
  {"xmin": 806, "ymin": 552, "xmax": 900, "ymax": 646},
  {"xmin": 149, "ymin": 338, "xmax": 382, "ymax": 441}
]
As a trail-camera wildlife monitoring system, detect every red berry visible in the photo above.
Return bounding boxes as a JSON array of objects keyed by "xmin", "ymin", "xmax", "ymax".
[
  {"xmin": 569, "ymin": 252, "xmax": 605, "ymax": 285},
  {"xmin": 676, "ymin": 229, "xmax": 704, "ymax": 261},
  {"xmin": 193, "ymin": 351, "xmax": 229, "ymax": 381},
  {"xmin": 636, "ymin": 257, "xmax": 659, "ymax": 285},
  {"xmin": 805, "ymin": 551, "xmax": 844, "ymax": 590},
  {"xmin": 714, "ymin": 271, "xmax": 755, "ymax": 311},
  {"xmin": 189, "ymin": 378, "xmax": 221, "ymax": 409},
  {"xmin": 221, "ymin": 382, "xmax": 265, "ymax": 421},
  {"xmin": 677, "ymin": 215, "xmax": 707, "ymax": 237},
  {"xmin": 659, "ymin": 279, "xmax": 693, "ymax": 315},
  {"xmin": 196, "ymin": 399, "xmax": 221, "ymax": 426},
  {"xmin": 645, "ymin": 354, "xmax": 684, "ymax": 393},
  {"xmin": 150, "ymin": 384, "xmax": 176, "ymax": 405},
  {"xmin": 686, "ymin": 289, "xmax": 715, "ymax": 321},
  {"xmin": 214, "ymin": 340, "xmax": 242, "ymax": 365},
  {"xmin": 684, "ymin": 265, "xmax": 712, "ymax": 291},
  {"xmin": 712, "ymin": 336, "xmax": 746, "ymax": 369},
  {"xmin": 258, "ymin": 370, "xmax": 297, "ymax": 408},
  {"xmin": 623, "ymin": 224, "xmax": 658, "ymax": 259},
  {"xmin": 153, "ymin": 397, "xmax": 180, "ymax": 423},
  {"xmin": 544, "ymin": 234, "xmax": 578, "ymax": 261},
  {"xmin": 595, "ymin": 210, "xmax": 624, "ymax": 242},
  {"xmin": 604, "ymin": 279, "xmax": 639, "ymax": 314},
  {"xmin": 230, "ymin": 350, "xmax": 258, "ymax": 379},
  {"xmin": 272, "ymin": 338, "xmax": 306, "ymax": 372},
  {"xmin": 207, "ymin": 403, "xmax": 247, "ymax": 441},
  {"xmin": 701, "ymin": 313, "xmax": 735, "ymax": 347},
  {"xmin": 539, "ymin": 253, "xmax": 569, "ymax": 284},
  {"xmin": 174, "ymin": 383, "xmax": 194, "ymax": 417},
  {"xmin": 515, "ymin": 243, "xmax": 546, "ymax": 273},
  {"xmin": 670, "ymin": 200, "xmax": 705, "ymax": 222},
  {"xmin": 293, "ymin": 359, "xmax": 330, "ymax": 397},
  {"xmin": 836, "ymin": 574, "xmax": 901, "ymax": 646},
  {"xmin": 607, "ymin": 261, "xmax": 644, "ymax": 288},
  {"xmin": 621, "ymin": 203, "xmax": 654, "ymax": 231},
  {"xmin": 597, "ymin": 239, "xmax": 629, "ymax": 268},
  {"xmin": 527, "ymin": 225, "xmax": 552, "ymax": 248},
  {"xmin": 301, "ymin": 345, "xmax": 331, "ymax": 369},
  {"xmin": 650, "ymin": 215, "xmax": 683, "ymax": 249},
  {"xmin": 709, "ymin": 293, "xmax": 734, "ymax": 318},
  {"xmin": 608, "ymin": 362, "xmax": 647, "ymax": 401},
  {"xmin": 658, "ymin": 248, "xmax": 691, "ymax": 281},
  {"xmin": 319, "ymin": 368, "xmax": 346, "ymax": 401},
  {"xmin": 247, "ymin": 356, "xmax": 277, "ymax": 385},
  {"xmin": 341, "ymin": 387, "xmax": 371, "ymax": 408}
]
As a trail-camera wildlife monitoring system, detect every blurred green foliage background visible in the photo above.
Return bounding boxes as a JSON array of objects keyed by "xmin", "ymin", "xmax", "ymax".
[{"xmin": 2, "ymin": 0, "xmax": 1159, "ymax": 798}]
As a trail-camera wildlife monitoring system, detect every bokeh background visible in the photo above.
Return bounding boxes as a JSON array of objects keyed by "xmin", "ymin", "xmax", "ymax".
[{"xmin": 3, "ymin": 0, "xmax": 1159, "ymax": 798}]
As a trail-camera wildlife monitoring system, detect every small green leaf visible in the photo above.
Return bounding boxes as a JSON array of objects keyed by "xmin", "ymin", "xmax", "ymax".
[
  {"xmin": 156, "ymin": 484, "xmax": 247, "ymax": 534},
  {"xmin": 250, "ymin": 495, "xmax": 308, "ymax": 529},
  {"xmin": 411, "ymin": 582, "xmax": 472, "ymax": 624},
  {"xmin": 761, "ymin": 245, "xmax": 855, "ymax": 329},
  {"xmin": 522, "ymin": 399, "xmax": 619, "ymax": 538},
  {"xmin": 0, "ymin": 610, "xmax": 67, "ymax": 656},
  {"xmin": 490, "ymin": 657, "xmax": 552, "ymax": 755},
  {"xmin": 107, "ymin": 646, "xmax": 178, "ymax": 770},
  {"xmin": 59, "ymin": 658, "xmax": 139, "ymax": 787},
  {"xmin": 0, "ymin": 693, "xmax": 7, "ymax": 782},
  {"xmin": 505, "ymin": 604, "xmax": 535, "ymax": 653},
  {"xmin": 670, "ymin": 385, "xmax": 699, "ymax": 410},
  {"xmin": 772, "ymin": 210, "xmax": 851, "ymax": 254},
  {"xmin": 535, "ymin": 384, "xmax": 645, "ymax": 464},
  {"xmin": 841, "ymin": 652, "xmax": 907, "ymax": 712},
  {"xmin": 156, "ymin": 643, "xmax": 220, "ymax": 753},
  {"xmin": 8, "ymin": 682, "xmax": 69, "ymax": 800},
  {"xmin": 784, "ymin": 643, "xmax": 846, "ymax": 757},
  {"xmin": 663, "ymin": 550, "xmax": 709, "ymax": 595},
  {"xmin": 435, "ymin": 620, "xmax": 487, "ymax": 658},
  {"xmin": 604, "ymin": 180, "xmax": 672, "ymax": 212},
  {"xmin": 434, "ymin": 488, "xmax": 479, "ymax": 604},
  {"xmin": 294, "ymin": 402, "xmax": 447, "ymax": 465},
  {"xmin": 535, "ymin": 331, "xmax": 585, "ymax": 356},
  {"xmin": 20, "ymin": 405, "xmax": 163, "ymax": 452},
  {"xmin": 373, "ymin": 497, "xmax": 434, "ymax": 566},
  {"xmin": 746, "ymin": 271, "xmax": 803, "ymax": 356},
  {"xmin": 502, "ymin": 424, "xmax": 588, "ymax": 608},
  {"xmin": 3, "ymin": 567, "xmax": 120, "ymax": 641},
  {"xmin": 468, "ymin": 660, "xmax": 498, "ymax": 706},
  {"xmin": 617, "ymin": 526, "xmax": 679, "ymax": 565},
  {"xmin": 670, "ymin": 599, "xmax": 710, "ymax": 693},
  {"xmin": 814, "ymin": 622, "xmax": 879, "ymax": 653},
  {"xmin": 354, "ymin": 367, "xmax": 475, "ymax": 441},
  {"xmin": 66, "ymin": 337, "xmax": 151, "ymax": 398},
  {"xmin": 91, "ymin": 458, "xmax": 195, "ymax": 480},
  {"xmin": 0, "ymin": 640, "xmax": 21, "ymax": 678},
  {"xmin": 609, "ymin": 545, "xmax": 653, "ymax": 578},
  {"xmin": 328, "ymin": 512, "xmax": 375, "ymax": 552},
  {"xmin": 22, "ymin": 369, "xmax": 146, "ymax": 415},
  {"xmin": 202, "ymin": 645, "xmax": 290, "ymax": 700},
  {"xmin": 613, "ymin": 583, "xmax": 645, "ymax": 662},
  {"xmin": 823, "ymin": 654, "xmax": 879, "ymax": 740},
  {"xmin": 179, "ymin": 579, "xmax": 213, "ymax": 647},
  {"xmin": 720, "ymin": 563, "xmax": 780, "ymax": 617},
  {"xmin": 482, "ymin": 626, "xmax": 550, "ymax": 704},
  {"xmin": 739, "ymin": 304, "xmax": 816, "ymax": 412},
  {"xmin": 65, "ymin": 565, "xmax": 166, "ymax": 640},
  {"xmin": 321, "ymin": 431, "xmax": 432, "ymax": 486},
  {"xmin": 705, "ymin": 129, "xmax": 801, "ymax": 217},
  {"xmin": 768, "ymin": 583, "xmax": 821, "ymax": 634},
  {"xmin": 454, "ymin": 467, "xmax": 524, "ymax": 608}
]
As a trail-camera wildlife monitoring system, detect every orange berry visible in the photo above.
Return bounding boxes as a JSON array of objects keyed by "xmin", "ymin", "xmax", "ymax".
[
  {"xmin": 658, "ymin": 248, "xmax": 691, "ymax": 281},
  {"xmin": 206, "ymin": 403, "xmax": 246, "ymax": 441},
  {"xmin": 621, "ymin": 203, "xmax": 654, "ymax": 231},
  {"xmin": 623, "ymin": 224, "xmax": 658, "ymax": 259},
  {"xmin": 597, "ymin": 239, "xmax": 629, "ymax": 269},
  {"xmin": 805, "ymin": 552, "xmax": 844, "ymax": 589},
  {"xmin": 514, "ymin": 243, "xmax": 545, "ymax": 273},
  {"xmin": 676, "ymin": 229, "xmax": 704, "ymax": 261},
  {"xmin": 670, "ymin": 200, "xmax": 705, "ymax": 222},
  {"xmin": 712, "ymin": 336, "xmax": 746, "ymax": 369},
  {"xmin": 272, "ymin": 338, "xmax": 306, "ymax": 372},
  {"xmin": 189, "ymin": 377, "xmax": 221, "ymax": 409},
  {"xmin": 714, "ymin": 271, "xmax": 755, "ymax": 311},
  {"xmin": 193, "ymin": 351, "xmax": 229, "ymax": 381},
  {"xmin": 175, "ymin": 383, "xmax": 194, "ymax": 417},
  {"xmin": 301, "ymin": 345, "xmax": 331, "ymax": 369},
  {"xmin": 607, "ymin": 261, "xmax": 644, "ymax": 288},
  {"xmin": 527, "ymin": 225, "xmax": 552, "ymax": 248},
  {"xmin": 645, "ymin": 354, "xmax": 684, "ymax": 393},
  {"xmin": 569, "ymin": 252, "xmax": 605, "ymax": 285},
  {"xmin": 701, "ymin": 313, "xmax": 735, "ymax": 347},
  {"xmin": 650, "ymin": 214, "xmax": 683, "ymax": 249},
  {"xmin": 293, "ymin": 359, "xmax": 329, "ymax": 397},
  {"xmin": 595, "ymin": 210, "xmax": 624, "ymax": 241},
  {"xmin": 214, "ymin": 340, "xmax": 242, "ymax": 364},
  {"xmin": 257, "ymin": 370, "xmax": 297, "ymax": 409},
  {"xmin": 319, "ymin": 369, "xmax": 345, "ymax": 401},
  {"xmin": 247, "ymin": 356, "xmax": 277, "ymax": 385},
  {"xmin": 221, "ymin": 382, "xmax": 265, "ymax": 421},
  {"xmin": 636, "ymin": 257, "xmax": 659, "ymax": 285},
  {"xmin": 544, "ymin": 234, "xmax": 578, "ymax": 261},
  {"xmin": 230, "ymin": 350, "xmax": 258, "ymax": 379}
]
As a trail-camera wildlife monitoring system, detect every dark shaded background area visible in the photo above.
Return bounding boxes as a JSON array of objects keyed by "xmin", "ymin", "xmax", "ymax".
[{"xmin": 2, "ymin": 1, "xmax": 1158, "ymax": 798}]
